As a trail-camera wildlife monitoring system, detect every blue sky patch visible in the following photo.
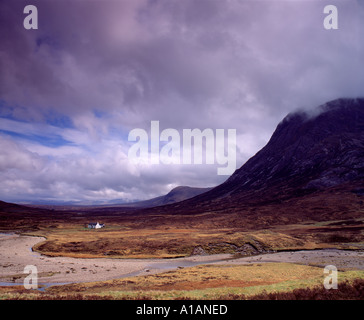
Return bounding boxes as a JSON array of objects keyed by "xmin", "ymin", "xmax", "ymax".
[{"xmin": 0, "ymin": 129, "xmax": 72, "ymax": 148}]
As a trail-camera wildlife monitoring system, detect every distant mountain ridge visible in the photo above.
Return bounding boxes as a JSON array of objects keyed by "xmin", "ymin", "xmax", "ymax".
[
  {"xmin": 119, "ymin": 186, "xmax": 213, "ymax": 208},
  {"xmin": 21, "ymin": 186, "xmax": 213, "ymax": 210}
]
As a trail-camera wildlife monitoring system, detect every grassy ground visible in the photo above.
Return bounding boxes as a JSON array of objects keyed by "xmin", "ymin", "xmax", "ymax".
[
  {"xmin": 24, "ymin": 217, "xmax": 364, "ymax": 259},
  {"xmin": 27, "ymin": 225, "xmax": 312, "ymax": 258},
  {"xmin": 1, "ymin": 263, "xmax": 364, "ymax": 300}
]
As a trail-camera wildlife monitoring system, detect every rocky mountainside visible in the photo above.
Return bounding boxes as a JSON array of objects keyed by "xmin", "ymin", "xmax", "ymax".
[
  {"xmin": 201, "ymin": 98, "xmax": 364, "ymax": 201},
  {"xmin": 146, "ymin": 98, "xmax": 364, "ymax": 221}
]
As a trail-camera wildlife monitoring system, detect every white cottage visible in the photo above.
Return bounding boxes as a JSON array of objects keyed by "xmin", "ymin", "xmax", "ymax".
[{"xmin": 87, "ymin": 222, "xmax": 105, "ymax": 229}]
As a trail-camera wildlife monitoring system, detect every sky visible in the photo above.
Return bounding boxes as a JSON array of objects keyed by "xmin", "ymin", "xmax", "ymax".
[{"xmin": 0, "ymin": 0, "xmax": 363, "ymax": 204}]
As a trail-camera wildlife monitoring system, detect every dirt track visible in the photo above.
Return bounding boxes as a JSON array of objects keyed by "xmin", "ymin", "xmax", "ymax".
[{"xmin": 1, "ymin": 233, "xmax": 363, "ymax": 286}]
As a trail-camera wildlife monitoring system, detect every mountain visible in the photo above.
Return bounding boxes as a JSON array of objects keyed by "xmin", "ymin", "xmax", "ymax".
[
  {"xmin": 145, "ymin": 98, "xmax": 364, "ymax": 224},
  {"xmin": 152, "ymin": 186, "xmax": 213, "ymax": 206},
  {"xmin": 199, "ymin": 97, "xmax": 364, "ymax": 201},
  {"xmin": 117, "ymin": 186, "xmax": 213, "ymax": 208}
]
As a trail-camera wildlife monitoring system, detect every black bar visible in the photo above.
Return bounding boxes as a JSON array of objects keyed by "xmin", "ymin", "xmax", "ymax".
[{"xmin": 3, "ymin": 300, "xmax": 361, "ymax": 319}]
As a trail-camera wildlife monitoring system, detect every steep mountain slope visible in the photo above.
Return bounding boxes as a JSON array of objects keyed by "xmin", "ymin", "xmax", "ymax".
[{"xmin": 202, "ymin": 97, "xmax": 364, "ymax": 200}]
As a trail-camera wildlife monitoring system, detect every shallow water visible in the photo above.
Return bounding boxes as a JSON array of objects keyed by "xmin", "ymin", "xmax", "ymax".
[
  {"xmin": 0, "ymin": 233, "xmax": 14, "ymax": 238},
  {"xmin": 146, "ymin": 258, "xmax": 229, "ymax": 270}
]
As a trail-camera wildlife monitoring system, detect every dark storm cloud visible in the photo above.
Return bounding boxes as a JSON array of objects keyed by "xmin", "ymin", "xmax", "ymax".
[
  {"xmin": 2, "ymin": 1, "xmax": 363, "ymax": 122},
  {"xmin": 0, "ymin": 0, "xmax": 363, "ymax": 203}
]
